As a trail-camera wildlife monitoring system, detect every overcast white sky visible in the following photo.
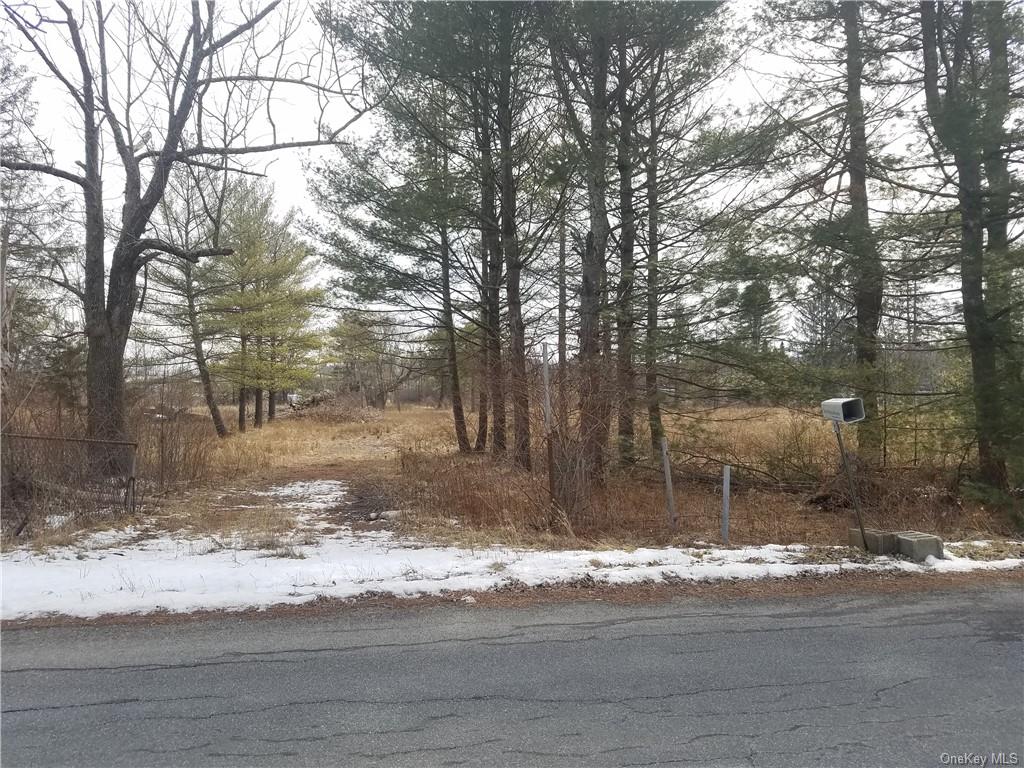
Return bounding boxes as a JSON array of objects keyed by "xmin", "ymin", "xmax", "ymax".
[{"xmin": 6, "ymin": 0, "xmax": 989, "ymax": 351}]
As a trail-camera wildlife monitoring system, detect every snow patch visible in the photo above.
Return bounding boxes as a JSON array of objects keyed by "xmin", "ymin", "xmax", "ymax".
[
  {"xmin": 253, "ymin": 480, "xmax": 348, "ymax": 510},
  {"xmin": 3, "ymin": 524, "xmax": 1022, "ymax": 620}
]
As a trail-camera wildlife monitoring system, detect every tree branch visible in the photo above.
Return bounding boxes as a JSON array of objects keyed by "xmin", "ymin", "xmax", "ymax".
[
  {"xmin": 136, "ymin": 108, "xmax": 371, "ymax": 160},
  {"xmin": 132, "ymin": 238, "xmax": 232, "ymax": 264},
  {"xmin": 0, "ymin": 159, "xmax": 87, "ymax": 187},
  {"xmin": 203, "ymin": 0, "xmax": 281, "ymax": 54}
]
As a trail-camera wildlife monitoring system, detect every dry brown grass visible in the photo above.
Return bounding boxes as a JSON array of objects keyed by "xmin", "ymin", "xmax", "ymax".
[
  {"xmin": 383, "ymin": 403, "xmax": 1016, "ymax": 548},
  {"xmin": 394, "ymin": 449, "xmax": 1016, "ymax": 549},
  {"xmin": 124, "ymin": 406, "xmax": 454, "ymax": 547},
  {"xmin": 947, "ymin": 540, "xmax": 1024, "ymax": 560},
  {"xmin": 3, "ymin": 405, "xmax": 451, "ymax": 549},
  {"xmin": 155, "ymin": 494, "xmax": 296, "ymax": 540},
  {"xmin": 17, "ymin": 514, "xmax": 147, "ymax": 553},
  {"xmin": 659, "ymin": 407, "xmax": 836, "ymax": 481},
  {"xmin": 6, "ymin": 402, "xmax": 1016, "ymax": 553},
  {"xmin": 203, "ymin": 405, "xmax": 454, "ymax": 475},
  {"xmin": 193, "ymin": 404, "xmax": 1015, "ymax": 550},
  {"xmin": 3, "ymin": 494, "xmax": 303, "ymax": 555}
]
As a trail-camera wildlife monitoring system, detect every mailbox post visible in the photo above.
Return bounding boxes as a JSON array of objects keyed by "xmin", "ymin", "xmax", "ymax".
[{"xmin": 821, "ymin": 398, "xmax": 868, "ymax": 551}]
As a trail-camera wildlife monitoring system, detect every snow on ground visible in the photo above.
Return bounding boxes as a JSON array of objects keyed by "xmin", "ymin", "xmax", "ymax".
[
  {"xmin": 251, "ymin": 480, "xmax": 348, "ymax": 510},
  {"xmin": 2, "ymin": 482, "xmax": 1022, "ymax": 620}
]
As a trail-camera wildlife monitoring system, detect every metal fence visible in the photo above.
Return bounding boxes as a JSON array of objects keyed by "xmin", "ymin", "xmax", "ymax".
[{"xmin": 1, "ymin": 433, "xmax": 138, "ymax": 536}]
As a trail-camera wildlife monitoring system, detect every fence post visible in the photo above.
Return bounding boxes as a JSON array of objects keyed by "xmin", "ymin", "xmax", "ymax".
[
  {"xmin": 127, "ymin": 446, "xmax": 137, "ymax": 516},
  {"xmin": 660, "ymin": 436, "xmax": 677, "ymax": 531},
  {"xmin": 721, "ymin": 464, "xmax": 731, "ymax": 545}
]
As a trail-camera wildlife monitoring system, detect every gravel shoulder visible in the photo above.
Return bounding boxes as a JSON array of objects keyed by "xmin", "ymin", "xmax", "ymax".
[{"xmin": 4, "ymin": 566, "xmax": 1020, "ymax": 630}]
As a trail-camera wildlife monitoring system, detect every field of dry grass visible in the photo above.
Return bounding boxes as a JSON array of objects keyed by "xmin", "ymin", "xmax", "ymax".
[
  {"xmin": 202, "ymin": 404, "xmax": 455, "ymax": 472},
  {"xmin": 133, "ymin": 406, "xmax": 457, "ymax": 548},
  {"xmin": 2, "ymin": 405, "xmax": 453, "ymax": 550},
  {"xmin": 382, "ymin": 404, "xmax": 1014, "ymax": 548},
  {"xmin": 5, "ymin": 402, "xmax": 1017, "ymax": 551},
  {"xmin": 659, "ymin": 406, "xmax": 837, "ymax": 481},
  {"xmin": 395, "ymin": 450, "xmax": 1012, "ymax": 550}
]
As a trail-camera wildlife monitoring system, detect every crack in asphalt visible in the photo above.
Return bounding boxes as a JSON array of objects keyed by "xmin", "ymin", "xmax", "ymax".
[
  {"xmin": 91, "ymin": 675, "xmax": 864, "ymax": 726},
  {"xmin": 3, "ymin": 586, "xmax": 1020, "ymax": 767},
  {"xmin": 5, "ymin": 606, "xmax": 1011, "ymax": 677},
  {"xmin": 339, "ymin": 737, "xmax": 504, "ymax": 761},
  {"xmin": 2, "ymin": 693, "xmax": 227, "ymax": 715}
]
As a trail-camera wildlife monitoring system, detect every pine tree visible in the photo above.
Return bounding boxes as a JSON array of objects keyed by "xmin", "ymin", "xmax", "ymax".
[
  {"xmin": 328, "ymin": 312, "xmax": 410, "ymax": 410},
  {"xmin": 207, "ymin": 181, "xmax": 322, "ymax": 431}
]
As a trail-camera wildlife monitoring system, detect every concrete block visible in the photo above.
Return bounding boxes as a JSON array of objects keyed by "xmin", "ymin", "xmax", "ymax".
[
  {"xmin": 848, "ymin": 527, "xmax": 868, "ymax": 549},
  {"xmin": 866, "ymin": 529, "xmax": 898, "ymax": 555},
  {"xmin": 896, "ymin": 531, "xmax": 944, "ymax": 562},
  {"xmin": 848, "ymin": 527, "xmax": 899, "ymax": 554}
]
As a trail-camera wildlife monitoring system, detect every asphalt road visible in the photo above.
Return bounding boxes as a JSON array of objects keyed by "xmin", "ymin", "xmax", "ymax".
[{"xmin": 2, "ymin": 586, "xmax": 1022, "ymax": 768}]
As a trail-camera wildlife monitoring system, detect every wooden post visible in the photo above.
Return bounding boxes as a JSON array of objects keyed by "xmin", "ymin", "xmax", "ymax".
[
  {"xmin": 542, "ymin": 343, "xmax": 556, "ymax": 507},
  {"xmin": 834, "ymin": 421, "xmax": 868, "ymax": 550},
  {"xmin": 159, "ymin": 366, "xmax": 167, "ymax": 492},
  {"xmin": 541, "ymin": 344, "xmax": 553, "ymax": 432},
  {"xmin": 126, "ymin": 446, "xmax": 137, "ymax": 516},
  {"xmin": 660, "ymin": 436, "xmax": 677, "ymax": 530},
  {"xmin": 721, "ymin": 464, "xmax": 731, "ymax": 544}
]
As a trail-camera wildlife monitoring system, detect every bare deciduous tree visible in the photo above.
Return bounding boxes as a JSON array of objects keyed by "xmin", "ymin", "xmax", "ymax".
[{"xmin": 1, "ymin": 0, "xmax": 374, "ymax": 467}]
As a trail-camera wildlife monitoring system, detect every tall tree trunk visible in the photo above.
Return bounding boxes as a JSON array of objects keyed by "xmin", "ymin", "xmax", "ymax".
[
  {"xmin": 478, "ymin": 92, "xmax": 506, "ymax": 457},
  {"xmin": 254, "ymin": 387, "xmax": 263, "ymax": 429},
  {"xmin": 184, "ymin": 265, "xmax": 227, "ymax": 438},
  {"xmin": 475, "ymin": 383, "xmax": 488, "ymax": 449},
  {"xmin": 549, "ymin": 12, "xmax": 611, "ymax": 483},
  {"xmin": 579, "ymin": 25, "xmax": 612, "ymax": 482},
  {"xmin": 841, "ymin": 1, "xmax": 883, "ymax": 465},
  {"xmin": 1, "ymin": 221, "xmax": 14, "ymax": 434},
  {"xmin": 645, "ymin": 64, "xmax": 665, "ymax": 460},
  {"xmin": 266, "ymin": 336, "xmax": 277, "ymax": 422},
  {"xmin": 487, "ymin": 219, "xmax": 506, "ymax": 458},
  {"xmin": 615, "ymin": 41, "xmax": 636, "ymax": 465},
  {"xmin": 1, "ymin": 221, "xmax": 16, "ymax": 508},
  {"xmin": 980, "ymin": 5, "xmax": 1009, "ymax": 260},
  {"xmin": 237, "ymin": 333, "xmax": 248, "ymax": 434},
  {"xmin": 474, "ymin": 233, "xmax": 489, "ymax": 451},
  {"xmin": 920, "ymin": 1, "xmax": 1007, "ymax": 488},
  {"xmin": 980, "ymin": 1, "xmax": 1021, "ymax": 461},
  {"xmin": 86, "ymin": 251, "xmax": 136, "ymax": 471},
  {"xmin": 957, "ymin": 156, "xmax": 1007, "ymax": 488},
  {"xmin": 85, "ymin": 335, "xmax": 128, "ymax": 440},
  {"xmin": 597, "ymin": 244, "xmax": 613, "ymax": 462},
  {"xmin": 254, "ymin": 336, "xmax": 264, "ymax": 429},
  {"xmin": 557, "ymin": 208, "xmax": 568, "ymax": 433},
  {"xmin": 79, "ymin": 64, "xmax": 118, "ymax": 454},
  {"xmin": 84, "ymin": 263, "xmax": 135, "ymax": 473},
  {"xmin": 76, "ymin": 14, "xmax": 214, "ymax": 463},
  {"xmin": 441, "ymin": 220, "xmax": 471, "ymax": 453},
  {"xmin": 237, "ymin": 387, "xmax": 247, "ymax": 433},
  {"xmin": 497, "ymin": 5, "xmax": 531, "ymax": 471}
]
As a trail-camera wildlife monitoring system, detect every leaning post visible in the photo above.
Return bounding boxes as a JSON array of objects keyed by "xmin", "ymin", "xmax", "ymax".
[
  {"xmin": 541, "ymin": 343, "xmax": 556, "ymax": 507},
  {"xmin": 821, "ymin": 397, "xmax": 868, "ymax": 551},
  {"xmin": 721, "ymin": 464, "xmax": 731, "ymax": 545}
]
